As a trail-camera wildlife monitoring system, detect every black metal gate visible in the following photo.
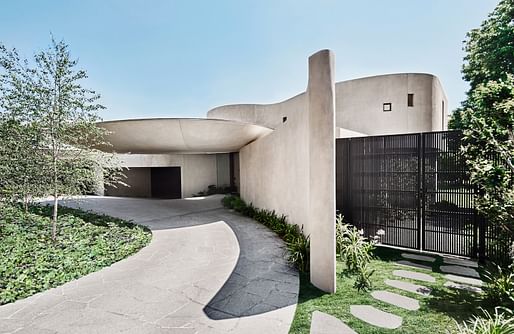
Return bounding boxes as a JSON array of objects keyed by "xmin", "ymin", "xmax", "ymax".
[{"xmin": 336, "ymin": 131, "xmax": 486, "ymax": 259}]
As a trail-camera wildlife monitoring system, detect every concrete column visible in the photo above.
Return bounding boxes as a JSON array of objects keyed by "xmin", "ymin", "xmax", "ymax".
[{"xmin": 308, "ymin": 50, "xmax": 336, "ymax": 293}]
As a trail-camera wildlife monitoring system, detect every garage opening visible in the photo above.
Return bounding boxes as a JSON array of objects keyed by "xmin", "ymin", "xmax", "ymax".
[{"xmin": 151, "ymin": 167, "xmax": 182, "ymax": 199}]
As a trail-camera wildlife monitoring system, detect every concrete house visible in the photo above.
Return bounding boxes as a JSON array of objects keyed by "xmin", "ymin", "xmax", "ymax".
[{"xmin": 96, "ymin": 50, "xmax": 448, "ymax": 292}]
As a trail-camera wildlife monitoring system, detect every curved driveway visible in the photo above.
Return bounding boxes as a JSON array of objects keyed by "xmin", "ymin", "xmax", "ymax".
[{"xmin": 0, "ymin": 195, "xmax": 299, "ymax": 334}]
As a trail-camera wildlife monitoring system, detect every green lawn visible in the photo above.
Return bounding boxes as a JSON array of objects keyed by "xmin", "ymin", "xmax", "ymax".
[
  {"xmin": 290, "ymin": 247, "xmax": 482, "ymax": 334},
  {"xmin": 0, "ymin": 204, "xmax": 152, "ymax": 305}
]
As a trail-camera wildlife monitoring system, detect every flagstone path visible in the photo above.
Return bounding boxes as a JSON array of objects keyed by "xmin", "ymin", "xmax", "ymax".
[{"xmin": 310, "ymin": 251, "xmax": 484, "ymax": 333}]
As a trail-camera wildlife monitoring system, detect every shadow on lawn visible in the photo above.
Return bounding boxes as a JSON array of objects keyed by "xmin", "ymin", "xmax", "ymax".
[
  {"xmin": 424, "ymin": 286, "xmax": 483, "ymax": 322},
  {"xmin": 374, "ymin": 245, "xmax": 486, "ymax": 322}
]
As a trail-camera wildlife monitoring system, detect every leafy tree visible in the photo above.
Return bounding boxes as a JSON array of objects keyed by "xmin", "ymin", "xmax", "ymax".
[
  {"xmin": 0, "ymin": 38, "xmax": 122, "ymax": 239},
  {"xmin": 461, "ymin": 75, "xmax": 514, "ymax": 245},
  {"xmin": 449, "ymin": 0, "xmax": 514, "ymax": 129},
  {"xmin": 0, "ymin": 118, "xmax": 47, "ymax": 210}
]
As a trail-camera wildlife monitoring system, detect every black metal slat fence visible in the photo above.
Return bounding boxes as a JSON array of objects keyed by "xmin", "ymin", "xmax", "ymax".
[{"xmin": 336, "ymin": 130, "xmax": 507, "ymax": 260}]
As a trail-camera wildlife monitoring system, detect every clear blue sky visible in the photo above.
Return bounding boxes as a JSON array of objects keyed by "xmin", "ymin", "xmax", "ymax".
[{"xmin": 0, "ymin": 0, "xmax": 499, "ymax": 121}]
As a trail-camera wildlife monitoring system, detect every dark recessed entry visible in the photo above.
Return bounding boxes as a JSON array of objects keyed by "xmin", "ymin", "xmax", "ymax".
[{"xmin": 151, "ymin": 167, "xmax": 181, "ymax": 199}]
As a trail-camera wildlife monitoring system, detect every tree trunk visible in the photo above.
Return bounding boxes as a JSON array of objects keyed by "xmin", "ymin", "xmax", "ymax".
[{"xmin": 52, "ymin": 194, "xmax": 58, "ymax": 240}]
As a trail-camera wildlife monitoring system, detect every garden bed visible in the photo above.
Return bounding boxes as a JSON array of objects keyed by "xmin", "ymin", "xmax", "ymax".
[{"xmin": 0, "ymin": 204, "xmax": 152, "ymax": 305}]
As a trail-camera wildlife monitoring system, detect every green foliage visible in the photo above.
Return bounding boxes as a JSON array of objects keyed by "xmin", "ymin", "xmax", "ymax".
[
  {"xmin": 0, "ymin": 37, "xmax": 124, "ymax": 239},
  {"xmin": 451, "ymin": 0, "xmax": 514, "ymax": 129},
  {"xmin": 335, "ymin": 214, "xmax": 380, "ymax": 291},
  {"xmin": 460, "ymin": 75, "xmax": 514, "ymax": 252},
  {"xmin": 483, "ymin": 264, "xmax": 514, "ymax": 309},
  {"xmin": 287, "ymin": 234, "xmax": 310, "ymax": 274},
  {"xmin": 222, "ymin": 195, "xmax": 310, "ymax": 272},
  {"xmin": 456, "ymin": 308, "xmax": 514, "ymax": 334},
  {"xmin": 452, "ymin": 1, "xmax": 514, "ymax": 263},
  {"xmin": 353, "ymin": 263, "xmax": 375, "ymax": 292},
  {"xmin": 462, "ymin": 0, "xmax": 514, "ymax": 91},
  {"xmin": 0, "ymin": 203, "xmax": 151, "ymax": 305},
  {"xmin": 336, "ymin": 214, "xmax": 375, "ymax": 273},
  {"xmin": 193, "ymin": 184, "xmax": 236, "ymax": 197}
]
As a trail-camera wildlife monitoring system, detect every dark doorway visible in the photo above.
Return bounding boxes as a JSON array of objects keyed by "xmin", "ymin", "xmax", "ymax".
[{"xmin": 151, "ymin": 167, "xmax": 181, "ymax": 199}]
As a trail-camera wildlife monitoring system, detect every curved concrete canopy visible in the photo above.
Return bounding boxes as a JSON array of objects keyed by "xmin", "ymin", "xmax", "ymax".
[{"xmin": 98, "ymin": 118, "xmax": 273, "ymax": 154}]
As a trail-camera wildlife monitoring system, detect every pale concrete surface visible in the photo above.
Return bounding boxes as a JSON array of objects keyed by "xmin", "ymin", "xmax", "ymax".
[
  {"xmin": 108, "ymin": 153, "xmax": 223, "ymax": 198},
  {"xmin": 350, "ymin": 305, "xmax": 402, "ymax": 329},
  {"xmin": 444, "ymin": 281, "xmax": 483, "ymax": 294},
  {"xmin": 393, "ymin": 270, "xmax": 436, "ymax": 283},
  {"xmin": 440, "ymin": 265, "xmax": 480, "ymax": 278},
  {"xmin": 371, "ymin": 291, "xmax": 420, "ymax": 311},
  {"xmin": 308, "ymin": 49, "xmax": 336, "ymax": 293},
  {"xmin": 0, "ymin": 195, "xmax": 298, "ymax": 334},
  {"xmin": 444, "ymin": 274, "xmax": 483, "ymax": 287},
  {"xmin": 310, "ymin": 311, "xmax": 356, "ymax": 334},
  {"xmin": 401, "ymin": 253, "xmax": 436, "ymax": 263},
  {"xmin": 208, "ymin": 74, "xmax": 449, "ymax": 135},
  {"xmin": 238, "ymin": 50, "xmax": 336, "ymax": 293},
  {"xmin": 395, "ymin": 260, "xmax": 432, "ymax": 271},
  {"xmin": 336, "ymin": 73, "xmax": 448, "ymax": 135},
  {"xmin": 384, "ymin": 280, "xmax": 432, "ymax": 296},
  {"xmin": 98, "ymin": 118, "xmax": 272, "ymax": 154},
  {"xmin": 442, "ymin": 257, "xmax": 479, "ymax": 268}
]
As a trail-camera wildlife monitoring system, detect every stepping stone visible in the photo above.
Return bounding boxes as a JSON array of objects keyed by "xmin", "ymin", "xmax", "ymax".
[
  {"xmin": 396, "ymin": 260, "xmax": 432, "ymax": 271},
  {"xmin": 393, "ymin": 270, "xmax": 436, "ymax": 283},
  {"xmin": 401, "ymin": 253, "xmax": 436, "ymax": 263},
  {"xmin": 371, "ymin": 290, "xmax": 420, "ymax": 311},
  {"xmin": 444, "ymin": 274, "xmax": 483, "ymax": 287},
  {"xmin": 444, "ymin": 281, "xmax": 483, "ymax": 294},
  {"xmin": 440, "ymin": 265, "xmax": 480, "ymax": 278},
  {"xmin": 443, "ymin": 257, "xmax": 478, "ymax": 268},
  {"xmin": 385, "ymin": 279, "xmax": 431, "ymax": 296},
  {"xmin": 310, "ymin": 311, "xmax": 357, "ymax": 334},
  {"xmin": 350, "ymin": 305, "xmax": 403, "ymax": 329}
]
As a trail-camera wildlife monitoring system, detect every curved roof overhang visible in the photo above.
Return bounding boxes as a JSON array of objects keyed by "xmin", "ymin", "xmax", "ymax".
[{"xmin": 97, "ymin": 118, "xmax": 273, "ymax": 154}]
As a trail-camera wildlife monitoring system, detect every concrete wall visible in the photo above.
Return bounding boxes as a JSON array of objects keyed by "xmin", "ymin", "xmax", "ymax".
[
  {"xmin": 208, "ymin": 93, "xmax": 307, "ymax": 130},
  {"xmin": 112, "ymin": 153, "xmax": 225, "ymax": 198},
  {"xmin": 239, "ymin": 50, "xmax": 336, "ymax": 293},
  {"xmin": 335, "ymin": 73, "xmax": 448, "ymax": 135},
  {"xmin": 208, "ymin": 73, "xmax": 448, "ymax": 136},
  {"xmin": 106, "ymin": 168, "xmax": 151, "ymax": 197}
]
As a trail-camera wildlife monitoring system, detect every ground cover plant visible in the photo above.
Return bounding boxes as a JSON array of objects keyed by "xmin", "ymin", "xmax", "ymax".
[
  {"xmin": 222, "ymin": 195, "xmax": 310, "ymax": 272},
  {"xmin": 0, "ymin": 203, "xmax": 151, "ymax": 305}
]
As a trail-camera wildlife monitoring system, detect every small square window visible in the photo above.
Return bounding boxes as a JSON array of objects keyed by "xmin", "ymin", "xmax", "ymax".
[
  {"xmin": 282, "ymin": 116, "xmax": 287, "ymax": 123},
  {"xmin": 383, "ymin": 103, "xmax": 392, "ymax": 112},
  {"xmin": 408, "ymin": 93, "xmax": 414, "ymax": 107}
]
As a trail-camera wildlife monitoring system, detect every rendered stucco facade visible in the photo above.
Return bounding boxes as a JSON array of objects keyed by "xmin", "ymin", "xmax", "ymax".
[
  {"xmin": 96, "ymin": 49, "xmax": 448, "ymax": 293},
  {"xmin": 335, "ymin": 73, "xmax": 448, "ymax": 136},
  {"xmin": 207, "ymin": 73, "xmax": 448, "ymax": 137},
  {"xmin": 104, "ymin": 153, "xmax": 232, "ymax": 198}
]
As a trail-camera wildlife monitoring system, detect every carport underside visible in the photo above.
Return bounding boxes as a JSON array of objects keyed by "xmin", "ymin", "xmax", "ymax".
[{"xmin": 96, "ymin": 118, "xmax": 272, "ymax": 199}]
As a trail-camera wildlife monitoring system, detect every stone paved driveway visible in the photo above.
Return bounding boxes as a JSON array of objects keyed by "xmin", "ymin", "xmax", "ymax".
[{"xmin": 0, "ymin": 195, "xmax": 299, "ymax": 334}]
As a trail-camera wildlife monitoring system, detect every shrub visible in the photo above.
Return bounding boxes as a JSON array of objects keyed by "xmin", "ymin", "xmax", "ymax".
[
  {"xmin": 222, "ymin": 195, "xmax": 236, "ymax": 208},
  {"xmin": 221, "ymin": 195, "xmax": 310, "ymax": 272},
  {"xmin": 287, "ymin": 234, "xmax": 310, "ymax": 273},
  {"xmin": 353, "ymin": 263, "xmax": 375, "ymax": 292},
  {"xmin": 336, "ymin": 214, "xmax": 375, "ymax": 273},
  {"xmin": 193, "ymin": 184, "xmax": 236, "ymax": 197},
  {"xmin": 456, "ymin": 307, "xmax": 514, "ymax": 334},
  {"xmin": 483, "ymin": 264, "xmax": 514, "ymax": 309}
]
